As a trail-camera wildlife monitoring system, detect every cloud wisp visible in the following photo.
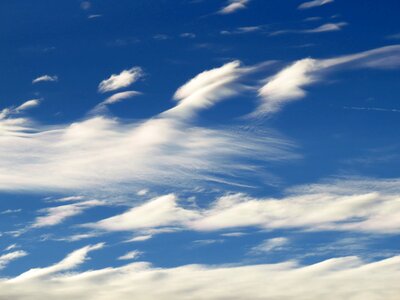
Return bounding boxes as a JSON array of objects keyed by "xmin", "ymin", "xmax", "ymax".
[
  {"xmin": 32, "ymin": 75, "xmax": 58, "ymax": 84},
  {"xmin": 218, "ymin": 0, "xmax": 250, "ymax": 15},
  {"xmin": 298, "ymin": 0, "xmax": 334, "ymax": 10},
  {"xmin": 255, "ymin": 45, "xmax": 400, "ymax": 116},
  {"xmin": 31, "ymin": 200, "xmax": 106, "ymax": 228},
  {"xmin": 270, "ymin": 22, "xmax": 347, "ymax": 36},
  {"xmin": 0, "ymin": 251, "xmax": 28, "ymax": 270}
]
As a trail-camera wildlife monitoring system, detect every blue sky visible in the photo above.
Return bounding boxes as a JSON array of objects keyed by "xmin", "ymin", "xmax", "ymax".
[{"xmin": 0, "ymin": 0, "xmax": 400, "ymax": 299}]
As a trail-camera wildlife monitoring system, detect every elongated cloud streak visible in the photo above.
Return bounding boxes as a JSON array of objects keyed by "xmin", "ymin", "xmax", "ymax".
[
  {"xmin": 91, "ymin": 178, "xmax": 400, "ymax": 234},
  {"xmin": 32, "ymin": 75, "xmax": 58, "ymax": 84},
  {"xmin": 12, "ymin": 243, "xmax": 104, "ymax": 282},
  {"xmin": 298, "ymin": 0, "xmax": 334, "ymax": 10},
  {"xmin": 256, "ymin": 45, "xmax": 400, "ymax": 115}
]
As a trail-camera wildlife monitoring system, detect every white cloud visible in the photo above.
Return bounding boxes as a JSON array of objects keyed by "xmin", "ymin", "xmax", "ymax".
[
  {"xmin": 92, "ymin": 194, "xmax": 199, "ymax": 231},
  {"xmin": 0, "ymin": 99, "xmax": 41, "ymax": 120},
  {"xmin": 88, "ymin": 14, "xmax": 102, "ymax": 19},
  {"xmin": 56, "ymin": 233, "xmax": 100, "ymax": 242},
  {"xmin": 220, "ymin": 232, "xmax": 246, "ymax": 237},
  {"xmin": 15, "ymin": 99, "xmax": 41, "ymax": 112},
  {"xmin": 102, "ymin": 91, "xmax": 141, "ymax": 105},
  {"xmin": 93, "ymin": 91, "xmax": 142, "ymax": 113},
  {"xmin": 221, "ymin": 25, "xmax": 265, "ymax": 35},
  {"xmin": 270, "ymin": 22, "xmax": 347, "ymax": 36},
  {"xmin": 32, "ymin": 75, "xmax": 58, "ymax": 84},
  {"xmin": 257, "ymin": 58, "xmax": 318, "ymax": 115},
  {"xmin": 167, "ymin": 60, "xmax": 247, "ymax": 118},
  {"xmin": 305, "ymin": 22, "xmax": 347, "ymax": 33},
  {"xmin": 0, "ymin": 61, "xmax": 293, "ymax": 193},
  {"xmin": 255, "ymin": 45, "xmax": 400, "ymax": 115},
  {"xmin": 4, "ymin": 244, "xmax": 18, "ymax": 251},
  {"xmin": 0, "ymin": 250, "xmax": 27, "ymax": 270},
  {"xmin": 1, "ymin": 250, "xmax": 399, "ymax": 299},
  {"xmin": 98, "ymin": 67, "xmax": 143, "ymax": 93},
  {"xmin": 250, "ymin": 237, "xmax": 289, "ymax": 254},
  {"xmin": 125, "ymin": 235, "xmax": 153, "ymax": 242},
  {"xmin": 137, "ymin": 189, "xmax": 149, "ymax": 196},
  {"xmin": 118, "ymin": 250, "xmax": 143, "ymax": 260},
  {"xmin": 0, "ymin": 209, "xmax": 22, "ymax": 215},
  {"xmin": 218, "ymin": 0, "xmax": 250, "ymax": 14},
  {"xmin": 32, "ymin": 200, "xmax": 106, "ymax": 228},
  {"xmin": 298, "ymin": 0, "xmax": 334, "ymax": 10},
  {"xmin": 89, "ymin": 178, "xmax": 400, "ymax": 234},
  {"xmin": 11, "ymin": 243, "xmax": 104, "ymax": 282}
]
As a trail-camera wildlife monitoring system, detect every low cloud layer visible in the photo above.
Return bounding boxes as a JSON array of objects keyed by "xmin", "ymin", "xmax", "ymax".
[{"xmin": 0, "ymin": 245, "xmax": 399, "ymax": 300}]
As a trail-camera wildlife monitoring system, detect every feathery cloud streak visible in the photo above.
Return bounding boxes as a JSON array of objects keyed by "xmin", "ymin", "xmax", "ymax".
[
  {"xmin": 256, "ymin": 45, "xmax": 400, "ymax": 115},
  {"xmin": 298, "ymin": 0, "xmax": 334, "ymax": 10},
  {"xmin": 0, "ymin": 61, "xmax": 293, "ymax": 193}
]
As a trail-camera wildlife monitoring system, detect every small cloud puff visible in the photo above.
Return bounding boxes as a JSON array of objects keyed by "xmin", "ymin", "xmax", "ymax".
[{"xmin": 98, "ymin": 67, "xmax": 143, "ymax": 93}]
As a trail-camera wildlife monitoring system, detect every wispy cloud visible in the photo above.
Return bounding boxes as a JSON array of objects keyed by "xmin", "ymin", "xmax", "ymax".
[
  {"xmin": 125, "ymin": 235, "xmax": 153, "ymax": 242},
  {"xmin": 250, "ymin": 237, "xmax": 290, "ymax": 254},
  {"xmin": 32, "ymin": 75, "xmax": 58, "ymax": 84},
  {"xmin": 254, "ymin": 45, "xmax": 400, "ymax": 116},
  {"xmin": 88, "ymin": 14, "xmax": 102, "ymax": 19},
  {"xmin": 298, "ymin": 0, "xmax": 334, "ymax": 10},
  {"xmin": 218, "ymin": 0, "xmax": 250, "ymax": 15},
  {"xmin": 98, "ymin": 67, "xmax": 143, "ymax": 93},
  {"xmin": 166, "ymin": 60, "xmax": 254, "ymax": 119},
  {"xmin": 118, "ymin": 250, "xmax": 143, "ymax": 260},
  {"xmin": 32, "ymin": 200, "xmax": 106, "ymax": 228},
  {"xmin": 220, "ymin": 25, "xmax": 266, "ymax": 35},
  {"xmin": 180, "ymin": 32, "xmax": 196, "ymax": 39},
  {"xmin": 305, "ymin": 22, "xmax": 347, "ymax": 33},
  {"xmin": 11, "ymin": 243, "xmax": 104, "ymax": 282},
  {"xmin": 0, "ymin": 99, "xmax": 41, "ymax": 120},
  {"xmin": 271, "ymin": 22, "xmax": 347, "ymax": 36},
  {"xmin": 0, "ymin": 209, "xmax": 22, "ymax": 215},
  {"xmin": 0, "ymin": 250, "xmax": 28, "ymax": 270},
  {"xmin": 93, "ymin": 91, "xmax": 142, "ymax": 113},
  {"xmin": 89, "ymin": 177, "xmax": 400, "ymax": 234},
  {"xmin": 0, "ymin": 61, "xmax": 293, "ymax": 193}
]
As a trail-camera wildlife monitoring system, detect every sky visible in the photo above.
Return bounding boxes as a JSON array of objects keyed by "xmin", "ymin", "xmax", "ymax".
[{"xmin": 0, "ymin": 0, "xmax": 400, "ymax": 299}]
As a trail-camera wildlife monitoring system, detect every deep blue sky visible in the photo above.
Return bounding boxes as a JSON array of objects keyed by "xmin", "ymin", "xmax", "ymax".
[{"xmin": 0, "ymin": 1, "xmax": 399, "ymax": 299}]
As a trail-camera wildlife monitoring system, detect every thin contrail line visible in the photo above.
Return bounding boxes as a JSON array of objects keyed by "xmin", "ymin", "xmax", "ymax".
[{"xmin": 343, "ymin": 106, "xmax": 400, "ymax": 113}]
